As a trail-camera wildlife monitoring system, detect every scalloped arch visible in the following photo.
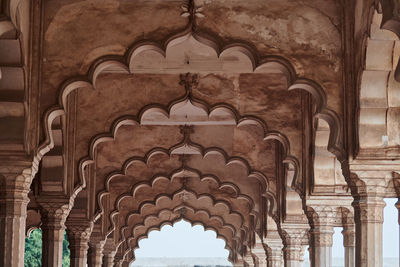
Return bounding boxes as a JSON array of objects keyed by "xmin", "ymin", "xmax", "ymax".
[
  {"xmin": 111, "ymin": 184, "xmax": 256, "ymax": 244},
  {"xmin": 125, "ymin": 217, "xmax": 237, "ymax": 264},
  {"xmin": 113, "ymin": 191, "xmax": 251, "ymax": 254},
  {"xmin": 34, "ymin": 24, "xmax": 345, "ymax": 207},
  {"xmin": 119, "ymin": 200, "xmax": 240, "ymax": 248},
  {"xmin": 121, "ymin": 207, "xmax": 238, "ymax": 262},
  {"xmin": 96, "ymin": 142, "xmax": 276, "ymax": 222}
]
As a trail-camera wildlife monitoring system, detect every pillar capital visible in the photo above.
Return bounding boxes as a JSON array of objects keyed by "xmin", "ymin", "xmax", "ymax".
[
  {"xmin": 66, "ymin": 219, "xmax": 93, "ymax": 267},
  {"xmin": 38, "ymin": 198, "xmax": 71, "ymax": 228},
  {"xmin": 281, "ymin": 224, "xmax": 308, "ymax": 264},
  {"xmin": 342, "ymin": 224, "xmax": 355, "ymax": 248}
]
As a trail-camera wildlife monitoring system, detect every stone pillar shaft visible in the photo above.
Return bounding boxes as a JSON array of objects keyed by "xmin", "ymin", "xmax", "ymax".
[
  {"xmin": 102, "ymin": 252, "xmax": 116, "ymax": 267},
  {"xmin": 343, "ymin": 226, "xmax": 355, "ymax": 267},
  {"xmin": 39, "ymin": 201, "xmax": 70, "ymax": 267},
  {"xmin": 0, "ymin": 168, "xmax": 33, "ymax": 267},
  {"xmin": 67, "ymin": 220, "xmax": 93, "ymax": 267},
  {"xmin": 282, "ymin": 226, "xmax": 307, "ymax": 267},
  {"xmin": 354, "ymin": 195, "xmax": 385, "ymax": 267},
  {"xmin": 41, "ymin": 224, "xmax": 65, "ymax": 267},
  {"xmin": 311, "ymin": 225, "xmax": 334, "ymax": 267},
  {"xmin": 88, "ymin": 241, "xmax": 105, "ymax": 267},
  {"xmin": 69, "ymin": 236, "xmax": 89, "ymax": 267},
  {"xmin": 267, "ymin": 249, "xmax": 283, "ymax": 267}
]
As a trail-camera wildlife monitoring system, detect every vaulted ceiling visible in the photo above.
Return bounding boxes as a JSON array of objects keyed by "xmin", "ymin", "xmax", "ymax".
[{"xmin": 1, "ymin": 0, "xmax": 397, "ymax": 265}]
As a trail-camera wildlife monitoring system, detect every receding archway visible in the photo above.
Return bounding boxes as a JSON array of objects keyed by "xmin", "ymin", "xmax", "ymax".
[{"xmin": 131, "ymin": 220, "xmax": 233, "ymax": 267}]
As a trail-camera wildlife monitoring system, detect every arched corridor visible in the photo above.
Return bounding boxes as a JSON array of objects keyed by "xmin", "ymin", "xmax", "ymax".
[{"xmin": 1, "ymin": 0, "xmax": 400, "ymax": 266}]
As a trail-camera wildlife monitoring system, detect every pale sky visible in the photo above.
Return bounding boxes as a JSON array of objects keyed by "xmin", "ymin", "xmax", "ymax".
[
  {"xmin": 132, "ymin": 199, "xmax": 399, "ymax": 265},
  {"xmin": 133, "ymin": 219, "xmax": 232, "ymax": 264}
]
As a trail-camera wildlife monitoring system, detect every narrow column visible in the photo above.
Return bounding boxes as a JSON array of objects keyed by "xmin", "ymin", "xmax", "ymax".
[
  {"xmin": 113, "ymin": 254, "xmax": 123, "ymax": 267},
  {"xmin": 265, "ymin": 231, "xmax": 284, "ymax": 267},
  {"xmin": 252, "ymin": 243, "xmax": 268, "ymax": 267},
  {"xmin": 353, "ymin": 195, "xmax": 385, "ymax": 267},
  {"xmin": 233, "ymin": 257, "xmax": 245, "ymax": 267},
  {"xmin": 39, "ymin": 201, "xmax": 70, "ymax": 267},
  {"xmin": 311, "ymin": 225, "xmax": 334, "ymax": 267},
  {"xmin": 282, "ymin": 228, "xmax": 307, "ymax": 267},
  {"xmin": 88, "ymin": 239, "xmax": 105, "ymax": 267},
  {"xmin": 342, "ymin": 225, "xmax": 355, "ymax": 267},
  {"xmin": 102, "ymin": 238, "xmax": 117, "ymax": 267},
  {"xmin": 0, "ymin": 166, "xmax": 33, "ymax": 267},
  {"xmin": 103, "ymin": 251, "xmax": 116, "ymax": 267},
  {"xmin": 66, "ymin": 220, "xmax": 93, "ymax": 267}
]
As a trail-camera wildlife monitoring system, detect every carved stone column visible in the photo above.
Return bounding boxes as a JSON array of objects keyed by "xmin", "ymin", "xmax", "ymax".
[
  {"xmin": 349, "ymin": 168, "xmax": 391, "ymax": 267},
  {"xmin": 102, "ymin": 238, "xmax": 117, "ymax": 267},
  {"xmin": 102, "ymin": 251, "xmax": 116, "ymax": 267},
  {"xmin": 243, "ymin": 251, "xmax": 254, "ymax": 266},
  {"xmin": 342, "ymin": 225, "xmax": 355, "ymax": 267},
  {"xmin": 88, "ymin": 238, "xmax": 105, "ymax": 267},
  {"xmin": 233, "ymin": 257, "xmax": 245, "ymax": 267},
  {"xmin": 0, "ymin": 165, "xmax": 34, "ymax": 267},
  {"xmin": 265, "ymin": 230, "xmax": 283, "ymax": 267},
  {"xmin": 281, "ymin": 226, "xmax": 308, "ymax": 267},
  {"xmin": 113, "ymin": 254, "xmax": 123, "ymax": 267},
  {"xmin": 307, "ymin": 206, "xmax": 336, "ymax": 267},
  {"xmin": 38, "ymin": 199, "xmax": 71, "ymax": 267},
  {"xmin": 349, "ymin": 173, "xmax": 387, "ymax": 267},
  {"xmin": 311, "ymin": 225, "xmax": 334, "ymax": 267},
  {"xmin": 252, "ymin": 243, "xmax": 268, "ymax": 267},
  {"xmin": 66, "ymin": 220, "xmax": 93, "ymax": 267}
]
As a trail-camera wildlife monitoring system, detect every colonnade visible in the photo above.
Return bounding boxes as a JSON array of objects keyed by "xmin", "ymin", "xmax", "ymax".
[{"xmin": 1, "ymin": 166, "xmax": 400, "ymax": 267}]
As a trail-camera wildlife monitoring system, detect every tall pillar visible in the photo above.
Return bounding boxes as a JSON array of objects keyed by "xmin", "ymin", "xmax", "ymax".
[
  {"xmin": 308, "ymin": 207, "xmax": 335, "ymax": 267},
  {"xmin": 342, "ymin": 224, "xmax": 355, "ymax": 267},
  {"xmin": 0, "ymin": 165, "xmax": 34, "ymax": 267},
  {"xmin": 252, "ymin": 243, "xmax": 268, "ymax": 267},
  {"xmin": 265, "ymin": 230, "xmax": 284, "ymax": 267},
  {"xmin": 310, "ymin": 225, "xmax": 334, "ymax": 267},
  {"xmin": 66, "ymin": 220, "xmax": 93, "ymax": 267},
  {"xmin": 113, "ymin": 254, "xmax": 123, "ymax": 267},
  {"xmin": 281, "ymin": 226, "xmax": 307, "ymax": 267},
  {"xmin": 39, "ymin": 200, "xmax": 70, "ymax": 267},
  {"xmin": 353, "ymin": 194, "xmax": 385, "ymax": 267},
  {"xmin": 102, "ymin": 238, "xmax": 117, "ymax": 267},
  {"xmin": 88, "ymin": 239, "xmax": 105, "ymax": 267},
  {"xmin": 349, "ymin": 169, "xmax": 391, "ymax": 267},
  {"xmin": 103, "ymin": 251, "xmax": 116, "ymax": 267}
]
